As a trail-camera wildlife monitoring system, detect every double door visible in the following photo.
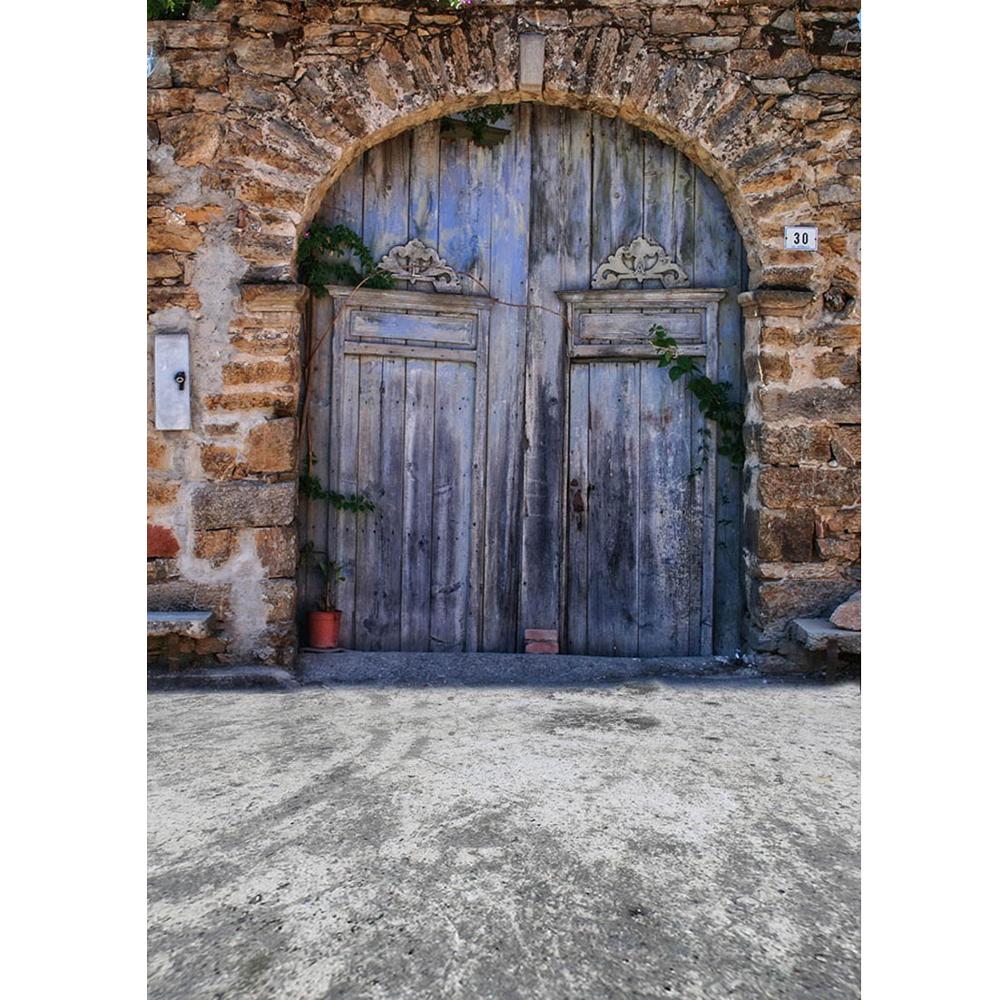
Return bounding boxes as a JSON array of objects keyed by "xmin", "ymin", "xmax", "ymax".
[{"xmin": 302, "ymin": 104, "xmax": 745, "ymax": 655}]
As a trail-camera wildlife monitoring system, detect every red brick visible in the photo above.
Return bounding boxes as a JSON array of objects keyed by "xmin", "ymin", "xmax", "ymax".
[
  {"xmin": 147, "ymin": 524, "xmax": 180, "ymax": 559},
  {"xmin": 526, "ymin": 641, "xmax": 558, "ymax": 654}
]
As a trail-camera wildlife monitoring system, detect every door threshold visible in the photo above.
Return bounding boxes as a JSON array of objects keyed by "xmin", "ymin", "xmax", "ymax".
[{"xmin": 298, "ymin": 650, "xmax": 751, "ymax": 687}]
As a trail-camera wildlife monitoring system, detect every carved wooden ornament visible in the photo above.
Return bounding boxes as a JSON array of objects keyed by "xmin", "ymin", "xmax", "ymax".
[
  {"xmin": 591, "ymin": 236, "xmax": 689, "ymax": 289},
  {"xmin": 377, "ymin": 239, "xmax": 462, "ymax": 292}
]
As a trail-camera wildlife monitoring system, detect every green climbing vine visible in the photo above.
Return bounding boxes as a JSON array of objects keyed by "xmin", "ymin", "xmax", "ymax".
[
  {"xmin": 296, "ymin": 222, "xmax": 395, "ymax": 298},
  {"xmin": 300, "ymin": 469, "xmax": 376, "ymax": 515},
  {"xmin": 448, "ymin": 105, "xmax": 515, "ymax": 146},
  {"xmin": 147, "ymin": 0, "xmax": 216, "ymax": 19},
  {"xmin": 650, "ymin": 324, "xmax": 745, "ymax": 472}
]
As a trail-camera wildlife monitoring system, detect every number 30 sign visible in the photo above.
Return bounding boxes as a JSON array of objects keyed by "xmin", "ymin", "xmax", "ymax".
[{"xmin": 784, "ymin": 226, "xmax": 818, "ymax": 251}]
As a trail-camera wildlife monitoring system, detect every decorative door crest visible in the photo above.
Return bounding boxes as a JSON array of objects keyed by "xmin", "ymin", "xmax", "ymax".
[
  {"xmin": 377, "ymin": 239, "xmax": 462, "ymax": 293},
  {"xmin": 591, "ymin": 236, "xmax": 689, "ymax": 289}
]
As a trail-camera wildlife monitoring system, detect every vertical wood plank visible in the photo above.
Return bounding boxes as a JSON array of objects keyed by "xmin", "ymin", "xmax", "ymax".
[
  {"xmin": 641, "ymin": 134, "xmax": 677, "ymax": 251},
  {"xmin": 637, "ymin": 362, "xmax": 687, "ymax": 655},
  {"xmin": 590, "ymin": 115, "xmax": 645, "ymax": 284},
  {"xmin": 375, "ymin": 357, "xmax": 406, "ymax": 650},
  {"xmin": 363, "ymin": 132, "xmax": 411, "ymax": 260},
  {"xmin": 400, "ymin": 358, "xmax": 435, "ymax": 651},
  {"xmin": 353, "ymin": 358, "xmax": 384, "ymax": 650},
  {"xmin": 565, "ymin": 362, "xmax": 590, "ymax": 654},
  {"xmin": 430, "ymin": 360, "xmax": 477, "ymax": 651},
  {"xmin": 585, "ymin": 362, "xmax": 640, "ymax": 656},
  {"xmin": 334, "ymin": 353, "xmax": 361, "ymax": 647},
  {"xmin": 481, "ymin": 104, "xmax": 531, "ymax": 651},
  {"xmin": 438, "ymin": 135, "xmax": 492, "ymax": 294},
  {"xmin": 408, "ymin": 121, "xmax": 441, "ymax": 247},
  {"xmin": 671, "ymin": 150, "xmax": 697, "ymax": 278}
]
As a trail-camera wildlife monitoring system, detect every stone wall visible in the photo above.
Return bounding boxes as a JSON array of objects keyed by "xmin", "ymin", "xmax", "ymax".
[{"xmin": 147, "ymin": 0, "xmax": 861, "ymax": 665}]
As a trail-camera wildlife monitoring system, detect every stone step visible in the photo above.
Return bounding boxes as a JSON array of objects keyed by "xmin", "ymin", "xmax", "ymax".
[
  {"xmin": 789, "ymin": 618, "xmax": 861, "ymax": 656},
  {"xmin": 147, "ymin": 610, "xmax": 215, "ymax": 639},
  {"xmin": 299, "ymin": 650, "xmax": 751, "ymax": 687}
]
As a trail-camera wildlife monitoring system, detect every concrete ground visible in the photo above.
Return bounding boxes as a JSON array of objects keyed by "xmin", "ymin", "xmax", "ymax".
[{"xmin": 148, "ymin": 675, "xmax": 860, "ymax": 999}]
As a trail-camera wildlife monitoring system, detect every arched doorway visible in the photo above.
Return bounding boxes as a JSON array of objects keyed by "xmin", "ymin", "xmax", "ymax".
[{"xmin": 301, "ymin": 105, "xmax": 747, "ymax": 657}]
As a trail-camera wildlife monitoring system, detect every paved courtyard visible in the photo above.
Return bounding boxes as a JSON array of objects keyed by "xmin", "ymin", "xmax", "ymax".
[{"xmin": 148, "ymin": 675, "xmax": 860, "ymax": 999}]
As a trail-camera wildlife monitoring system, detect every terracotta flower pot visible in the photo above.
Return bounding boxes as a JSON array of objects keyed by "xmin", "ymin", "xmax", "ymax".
[{"xmin": 307, "ymin": 610, "xmax": 342, "ymax": 649}]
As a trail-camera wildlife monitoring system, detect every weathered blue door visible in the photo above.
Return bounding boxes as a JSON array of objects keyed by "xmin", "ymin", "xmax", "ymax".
[{"xmin": 304, "ymin": 105, "xmax": 746, "ymax": 655}]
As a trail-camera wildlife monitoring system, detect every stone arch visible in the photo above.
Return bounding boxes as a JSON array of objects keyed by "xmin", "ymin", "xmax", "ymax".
[{"xmin": 224, "ymin": 27, "xmax": 819, "ymax": 293}]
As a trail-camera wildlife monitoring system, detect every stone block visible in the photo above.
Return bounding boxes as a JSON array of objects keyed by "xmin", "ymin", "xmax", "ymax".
[
  {"xmin": 759, "ymin": 385, "xmax": 860, "ymax": 423},
  {"xmin": 194, "ymin": 529, "xmax": 237, "ymax": 567},
  {"xmin": 751, "ymin": 578, "xmax": 858, "ymax": 630},
  {"xmin": 148, "ymin": 433, "xmax": 170, "ymax": 470},
  {"xmin": 821, "ymin": 508, "xmax": 861, "ymax": 534},
  {"xmin": 147, "ymin": 524, "xmax": 180, "ymax": 559},
  {"xmin": 191, "ymin": 482, "xmax": 296, "ymax": 530},
  {"xmin": 814, "ymin": 349, "xmax": 860, "ymax": 384},
  {"xmin": 754, "ymin": 509, "xmax": 815, "ymax": 563},
  {"xmin": 147, "ymin": 220, "xmax": 203, "ymax": 254},
  {"xmin": 233, "ymin": 38, "xmax": 295, "ymax": 78},
  {"xmin": 200, "ymin": 444, "xmax": 244, "ymax": 480},
  {"xmin": 799, "ymin": 71, "xmax": 860, "ymax": 95},
  {"xmin": 651, "ymin": 12, "xmax": 715, "ymax": 35},
  {"xmin": 830, "ymin": 591, "xmax": 861, "ymax": 631},
  {"xmin": 160, "ymin": 22, "xmax": 229, "ymax": 49},
  {"xmin": 263, "ymin": 580, "xmax": 297, "ymax": 624},
  {"xmin": 147, "ymin": 558, "xmax": 180, "ymax": 583},
  {"xmin": 779, "ymin": 94, "xmax": 823, "ymax": 121},
  {"xmin": 256, "ymin": 526, "xmax": 298, "ymax": 578},
  {"xmin": 728, "ymin": 47, "xmax": 813, "ymax": 79},
  {"xmin": 204, "ymin": 389, "xmax": 297, "ymax": 414},
  {"xmin": 816, "ymin": 536, "xmax": 861, "ymax": 562},
  {"xmin": 757, "ymin": 424, "xmax": 833, "ymax": 465},
  {"xmin": 147, "ymin": 581, "xmax": 231, "ymax": 617},
  {"xmin": 169, "ymin": 50, "xmax": 227, "ymax": 89},
  {"xmin": 760, "ymin": 351, "xmax": 792, "ymax": 383},
  {"xmin": 246, "ymin": 418, "xmax": 297, "ymax": 473},
  {"xmin": 360, "ymin": 6, "xmax": 410, "ymax": 26},
  {"xmin": 222, "ymin": 359, "xmax": 296, "ymax": 386},
  {"xmin": 759, "ymin": 467, "xmax": 860, "ymax": 508},
  {"xmin": 148, "ymin": 479, "xmax": 180, "ymax": 508},
  {"xmin": 788, "ymin": 617, "xmax": 861, "ymax": 656},
  {"xmin": 685, "ymin": 36, "xmax": 740, "ymax": 53},
  {"xmin": 831, "ymin": 426, "xmax": 861, "ymax": 466},
  {"xmin": 148, "ymin": 254, "xmax": 183, "ymax": 280}
]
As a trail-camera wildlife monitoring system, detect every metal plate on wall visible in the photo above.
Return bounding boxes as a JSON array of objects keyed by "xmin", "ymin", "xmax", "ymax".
[{"xmin": 154, "ymin": 333, "xmax": 191, "ymax": 430}]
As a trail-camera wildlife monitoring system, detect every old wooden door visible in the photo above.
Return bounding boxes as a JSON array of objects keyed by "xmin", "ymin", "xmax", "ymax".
[{"xmin": 304, "ymin": 105, "xmax": 746, "ymax": 655}]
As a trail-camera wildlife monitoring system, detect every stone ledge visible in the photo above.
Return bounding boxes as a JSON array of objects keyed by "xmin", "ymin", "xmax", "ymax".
[
  {"xmin": 147, "ymin": 610, "xmax": 215, "ymax": 639},
  {"xmin": 788, "ymin": 618, "xmax": 861, "ymax": 656}
]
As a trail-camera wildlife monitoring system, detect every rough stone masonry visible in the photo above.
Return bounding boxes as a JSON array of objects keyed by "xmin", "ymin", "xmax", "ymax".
[{"xmin": 147, "ymin": 0, "xmax": 861, "ymax": 667}]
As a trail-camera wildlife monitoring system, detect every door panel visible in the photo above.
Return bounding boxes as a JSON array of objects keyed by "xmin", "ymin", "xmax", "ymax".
[
  {"xmin": 561, "ymin": 289, "xmax": 722, "ymax": 657},
  {"xmin": 328, "ymin": 290, "xmax": 489, "ymax": 652}
]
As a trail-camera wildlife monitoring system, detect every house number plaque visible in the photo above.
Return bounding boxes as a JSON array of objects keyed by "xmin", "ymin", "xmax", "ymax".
[{"xmin": 784, "ymin": 225, "xmax": 818, "ymax": 251}]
